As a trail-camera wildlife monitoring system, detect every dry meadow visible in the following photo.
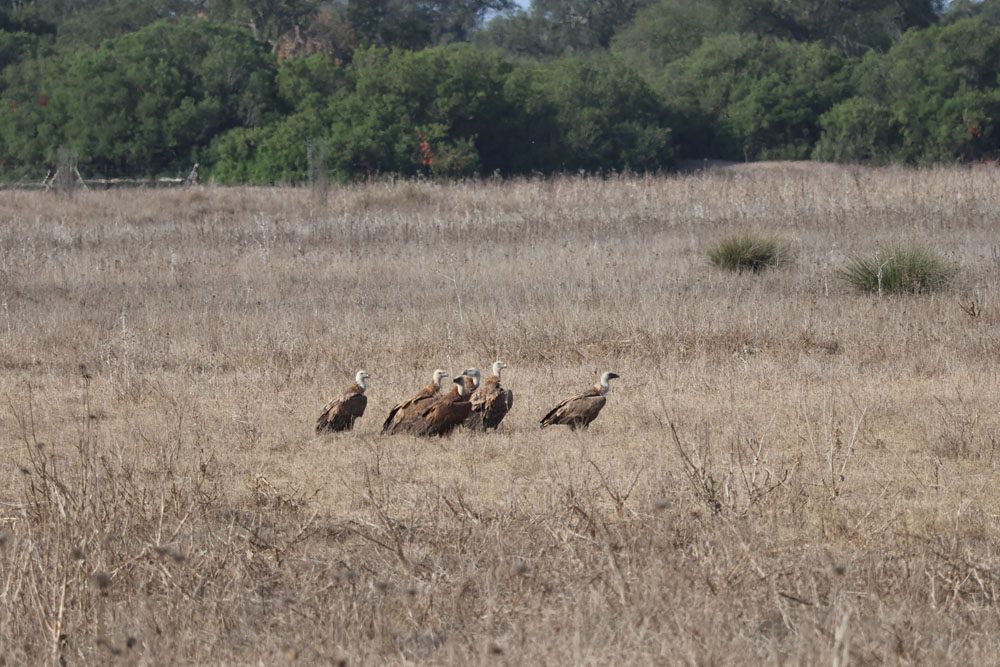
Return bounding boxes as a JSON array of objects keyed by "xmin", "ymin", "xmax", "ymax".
[{"xmin": 3, "ymin": 165, "xmax": 1000, "ymax": 664}]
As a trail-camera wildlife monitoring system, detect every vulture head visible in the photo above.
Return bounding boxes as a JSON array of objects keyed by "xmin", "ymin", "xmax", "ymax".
[
  {"xmin": 453, "ymin": 375, "xmax": 469, "ymax": 397},
  {"xmin": 599, "ymin": 371, "xmax": 620, "ymax": 391},
  {"xmin": 355, "ymin": 370, "xmax": 370, "ymax": 390},
  {"xmin": 432, "ymin": 368, "xmax": 449, "ymax": 387},
  {"xmin": 492, "ymin": 360, "xmax": 508, "ymax": 377},
  {"xmin": 462, "ymin": 367, "xmax": 482, "ymax": 388}
]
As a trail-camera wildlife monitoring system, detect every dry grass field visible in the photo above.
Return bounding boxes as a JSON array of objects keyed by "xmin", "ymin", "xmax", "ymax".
[{"xmin": 3, "ymin": 165, "xmax": 1000, "ymax": 664}]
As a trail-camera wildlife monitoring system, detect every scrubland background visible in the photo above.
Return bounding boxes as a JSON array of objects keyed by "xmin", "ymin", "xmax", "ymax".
[{"xmin": 3, "ymin": 165, "xmax": 1000, "ymax": 664}]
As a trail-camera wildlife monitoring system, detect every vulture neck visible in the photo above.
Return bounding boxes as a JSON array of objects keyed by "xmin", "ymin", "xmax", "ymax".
[
  {"xmin": 356, "ymin": 375, "xmax": 368, "ymax": 392},
  {"xmin": 596, "ymin": 379, "xmax": 611, "ymax": 395}
]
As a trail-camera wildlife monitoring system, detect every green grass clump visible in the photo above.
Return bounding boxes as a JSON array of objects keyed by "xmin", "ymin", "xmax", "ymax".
[
  {"xmin": 708, "ymin": 234, "xmax": 788, "ymax": 273},
  {"xmin": 841, "ymin": 244, "xmax": 954, "ymax": 295}
]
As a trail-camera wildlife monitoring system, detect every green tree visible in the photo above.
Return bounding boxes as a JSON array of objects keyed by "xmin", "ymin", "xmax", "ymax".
[
  {"xmin": 613, "ymin": 0, "xmax": 943, "ymax": 79},
  {"xmin": 275, "ymin": 52, "xmax": 348, "ymax": 109},
  {"xmin": 943, "ymin": 0, "xmax": 1000, "ymax": 24},
  {"xmin": 211, "ymin": 56, "xmax": 341, "ymax": 184},
  {"xmin": 326, "ymin": 45, "xmax": 515, "ymax": 177},
  {"xmin": 610, "ymin": 0, "xmax": 730, "ymax": 77},
  {"xmin": 2, "ymin": 0, "xmax": 203, "ymax": 51},
  {"xmin": 478, "ymin": 0, "xmax": 653, "ymax": 57},
  {"xmin": 0, "ymin": 18, "xmax": 278, "ymax": 176},
  {"xmin": 0, "ymin": 54, "xmax": 67, "ymax": 172},
  {"xmin": 661, "ymin": 34, "xmax": 850, "ymax": 160},
  {"xmin": 216, "ymin": 45, "xmax": 675, "ymax": 183},
  {"xmin": 209, "ymin": 0, "xmax": 318, "ymax": 48},
  {"xmin": 841, "ymin": 17, "xmax": 1000, "ymax": 162},
  {"xmin": 505, "ymin": 54, "xmax": 672, "ymax": 171},
  {"xmin": 348, "ymin": 0, "xmax": 514, "ymax": 50},
  {"xmin": 813, "ymin": 97, "xmax": 900, "ymax": 163},
  {"xmin": 0, "ymin": 6, "xmax": 55, "ymax": 72}
]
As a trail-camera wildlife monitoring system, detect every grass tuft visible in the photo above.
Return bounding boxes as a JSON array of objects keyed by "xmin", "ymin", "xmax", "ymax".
[
  {"xmin": 841, "ymin": 244, "xmax": 954, "ymax": 295},
  {"xmin": 708, "ymin": 233, "xmax": 788, "ymax": 273}
]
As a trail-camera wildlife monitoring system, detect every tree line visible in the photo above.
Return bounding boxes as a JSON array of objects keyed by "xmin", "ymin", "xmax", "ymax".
[{"xmin": 1, "ymin": 0, "xmax": 999, "ymax": 182}]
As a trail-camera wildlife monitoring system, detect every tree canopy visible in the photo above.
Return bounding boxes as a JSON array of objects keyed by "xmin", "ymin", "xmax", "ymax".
[{"xmin": 0, "ymin": 0, "xmax": 998, "ymax": 181}]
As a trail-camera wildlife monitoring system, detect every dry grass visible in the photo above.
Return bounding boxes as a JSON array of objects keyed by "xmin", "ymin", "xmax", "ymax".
[{"xmin": 3, "ymin": 164, "xmax": 1000, "ymax": 664}]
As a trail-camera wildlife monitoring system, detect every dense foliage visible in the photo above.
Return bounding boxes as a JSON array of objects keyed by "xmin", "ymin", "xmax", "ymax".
[
  {"xmin": 0, "ymin": 0, "xmax": 998, "ymax": 181},
  {"xmin": 816, "ymin": 18, "xmax": 1000, "ymax": 163}
]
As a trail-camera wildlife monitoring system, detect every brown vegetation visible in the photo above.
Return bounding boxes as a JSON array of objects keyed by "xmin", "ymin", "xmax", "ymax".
[{"xmin": 3, "ymin": 165, "xmax": 1000, "ymax": 663}]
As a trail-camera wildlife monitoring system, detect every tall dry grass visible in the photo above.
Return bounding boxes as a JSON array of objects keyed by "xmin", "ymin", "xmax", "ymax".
[{"xmin": 3, "ymin": 164, "xmax": 1000, "ymax": 663}]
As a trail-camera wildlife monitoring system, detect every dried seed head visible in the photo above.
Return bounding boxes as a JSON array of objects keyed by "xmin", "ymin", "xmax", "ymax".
[
  {"xmin": 488, "ymin": 642, "xmax": 504, "ymax": 655},
  {"xmin": 70, "ymin": 547, "xmax": 85, "ymax": 561},
  {"xmin": 832, "ymin": 564, "xmax": 847, "ymax": 576},
  {"xmin": 655, "ymin": 497, "xmax": 671, "ymax": 510},
  {"xmin": 0, "ymin": 530, "xmax": 9, "ymax": 548},
  {"xmin": 512, "ymin": 557, "xmax": 528, "ymax": 575}
]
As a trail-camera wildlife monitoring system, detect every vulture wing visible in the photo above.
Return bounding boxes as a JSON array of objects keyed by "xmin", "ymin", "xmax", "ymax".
[
  {"xmin": 419, "ymin": 389, "xmax": 472, "ymax": 436},
  {"xmin": 316, "ymin": 386, "xmax": 367, "ymax": 433},
  {"xmin": 540, "ymin": 389, "xmax": 605, "ymax": 429},
  {"xmin": 382, "ymin": 383, "xmax": 436, "ymax": 434},
  {"xmin": 486, "ymin": 388, "xmax": 514, "ymax": 429},
  {"xmin": 468, "ymin": 383, "xmax": 514, "ymax": 430}
]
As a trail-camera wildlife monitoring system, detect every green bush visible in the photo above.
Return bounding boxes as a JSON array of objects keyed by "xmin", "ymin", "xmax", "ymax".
[
  {"xmin": 658, "ymin": 34, "xmax": 850, "ymax": 161},
  {"xmin": 708, "ymin": 234, "xmax": 789, "ymax": 273},
  {"xmin": 840, "ymin": 245, "xmax": 954, "ymax": 295},
  {"xmin": 0, "ymin": 18, "xmax": 279, "ymax": 177},
  {"xmin": 833, "ymin": 18, "xmax": 1000, "ymax": 164},
  {"xmin": 813, "ymin": 97, "xmax": 900, "ymax": 163}
]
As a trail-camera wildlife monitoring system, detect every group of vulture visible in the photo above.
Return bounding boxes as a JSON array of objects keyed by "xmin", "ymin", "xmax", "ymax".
[{"xmin": 315, "ymin": 361, "xmax": 621, "ymax": 435}]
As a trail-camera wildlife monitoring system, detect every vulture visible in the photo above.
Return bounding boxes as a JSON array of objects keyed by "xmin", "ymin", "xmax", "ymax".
[
  {"xmin": 315, "ymin": 370, "xmax": 369, "ymax": 433},
  {"xmin": 382, "ymin": 369, "xmax": 448, "ymax": 435},
  {"xmin": 460, "ymin": 367, "xmax": 481, "ymax": 398},
  {"xmin": 466, "ymin": 360, "xmax": 514, "ymax": 431},
  {"xmin": 415, "ymin": 375, "xmax": 473, "ymax": 437},
  {"xmin": 540, "ymin": 371, "xmax": 620, "ymax": 430}
]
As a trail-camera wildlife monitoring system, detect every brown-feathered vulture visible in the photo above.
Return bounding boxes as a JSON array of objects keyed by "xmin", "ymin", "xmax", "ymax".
[
  {"xmin": 415, "ymin": 375, "xmax": 473, "ymax": 436},
  {"xmin": 382, "ymin": 369, "xmax": 448, "ymax": 435},
  {"xmin": 315, "ymin": 370, "xmax": 369, "ymax": 433},
  {"xmin": 466, "ymin": 360, "xmax": 514, "ymax": 431},
  {"xmin": 460, "ymin": 367, "xmax": 481, "ymax": 398},
  {"xmin": 540, "ymin": 371, "xmax": 620, "ymax": 430}
]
